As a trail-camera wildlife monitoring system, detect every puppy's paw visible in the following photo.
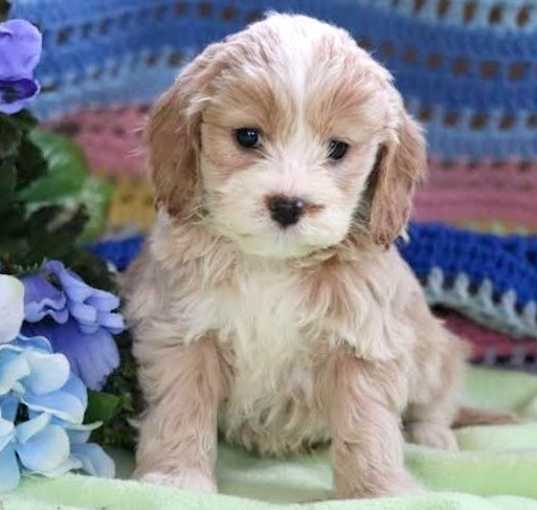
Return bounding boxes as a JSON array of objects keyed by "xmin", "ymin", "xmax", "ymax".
[
  {"xmin": 337, "ymin": 472, "xmax": 423, "ymax": 499},
  {"xmin": 139, "ymin": 469, "xmax": 217, "ymax": 493},
  {"xmin": 406, "ymin": 422, "xmax": 458, "ymax": 451},
  {"xmin": 381, "ymin": 473, "xmax": 424, "ymax": 498}
]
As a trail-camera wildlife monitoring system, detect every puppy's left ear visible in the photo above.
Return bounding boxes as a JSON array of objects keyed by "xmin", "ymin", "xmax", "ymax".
[{"xmin": 369, "ymin": 111, "xmax": 426, "ymax": 248}]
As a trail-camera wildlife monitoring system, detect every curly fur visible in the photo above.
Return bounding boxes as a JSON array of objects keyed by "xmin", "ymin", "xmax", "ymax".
[{"xmin": 123, "ymin": 13, "xmax": 469, "ymax": 499}]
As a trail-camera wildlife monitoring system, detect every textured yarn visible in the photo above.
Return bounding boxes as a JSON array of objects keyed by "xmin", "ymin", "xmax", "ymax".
[
  {"xmin": 400, "ymin": 223, "xmax": 537, "ymax": 338},
  {"xmin": 414, "ymin": 159, "xmax": 537, "ymax": 233},
  {"xmin": 46, "ymin": 106, "xmax": 148, "ymax": 178},
  {"xmin": 10, "ymin": 0, "xmax": 537, "ymax": 161},
  {"xmin": 441, "ymin": 310, "xmax": 537, "ymax": 371}
]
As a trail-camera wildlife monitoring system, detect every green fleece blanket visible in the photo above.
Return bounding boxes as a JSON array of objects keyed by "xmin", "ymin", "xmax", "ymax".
[{"xmin": 4, "ymin": 367, "xmax": 537, "ymax": 510}]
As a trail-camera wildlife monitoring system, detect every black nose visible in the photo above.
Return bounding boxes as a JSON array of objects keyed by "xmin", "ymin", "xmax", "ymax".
[{"xmin": 267, "ymin": 196, "xmax": 305, "ymax": 227}]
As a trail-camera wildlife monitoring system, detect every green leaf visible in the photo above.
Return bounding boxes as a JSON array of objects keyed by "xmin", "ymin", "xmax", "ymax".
[
  {"xmin": 15, "ymin": 136, "xmax": 47, "ymax": 190},
  {"xmin": 0, "ymin": 201, "xmax": 26, "ymax": 241},
  {"xmin": 13, "ymin": 205, "xmax": 89, "ymax": 265},
  {"xmin": 85, "ymin": 391, "xmax": 122, "ymax": 424},
  {"xmin": 25, "ymin": 204, "xmax": 63, "ymax": 232},
  {"xmin": 77, "ymin": 175, "xmax": 114, "ymax": 241},
  {"xmin": 17, "ymin": 130, "xmax": 87, "ymax": 203},
  {"xmin": 49, "ymin": 205, "xmax": 88, "ymax": 243},
  {"xmin": 0, "ymin": 160, "xmax": 17, "ymax": 205},
  {"xmin": 32, "ymin": 206, "xmax": 88, "ymax": 259},
  {"xmin": 0, "ymin": 1, "xmax": 11, "ymax": 20},
  {"xmin": 10, "ymin": 109, "xmax": 38, "ymax": 131},
  {"xmin": 16, "ymin": 129, "xmax": 114, "ymax": 241},
  {"xmin": 0, "ymin": 115, "xmax": 22, "ymax": 159}
]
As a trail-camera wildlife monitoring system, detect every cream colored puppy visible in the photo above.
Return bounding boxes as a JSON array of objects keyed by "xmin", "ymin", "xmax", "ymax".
[{"xmin": 123, "ymin": 13, "xmax": 469, "ymax": 499}]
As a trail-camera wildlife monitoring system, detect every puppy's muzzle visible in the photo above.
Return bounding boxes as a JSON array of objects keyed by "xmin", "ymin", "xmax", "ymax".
[{"xmin": 267, "ymin": 195, "xmax": 305, "ymax": 228}]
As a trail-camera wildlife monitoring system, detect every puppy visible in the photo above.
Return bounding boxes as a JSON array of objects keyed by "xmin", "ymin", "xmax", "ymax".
[{"xmin": 123, "ymin": 13, "xmax": 469, "ymax": 499}]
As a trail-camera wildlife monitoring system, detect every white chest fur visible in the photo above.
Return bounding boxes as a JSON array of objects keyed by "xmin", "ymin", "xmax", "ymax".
[
  {"xmin": 214, "ymin": 259, "xmax": 315, "ymax": 411},
  {"xmin": 205, "ymin": 258, "xmax": 331, "ymax": 453}
]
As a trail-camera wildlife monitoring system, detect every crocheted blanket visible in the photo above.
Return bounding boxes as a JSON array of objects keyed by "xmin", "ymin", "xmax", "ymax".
[{"xmin": 400, "ymin": 224, "xmax": 537, "ymax": 339}]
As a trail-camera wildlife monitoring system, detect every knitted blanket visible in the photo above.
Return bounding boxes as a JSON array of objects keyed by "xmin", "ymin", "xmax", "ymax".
[
  {"xmin": 10, "ymin": 0, "xmax": 537, "ymax": 229},
  {"xmin": 400, "ymin": 224, "xmax": 537, "ymax": 339},
  {"xmin": 5, "ymin": 367, "xmax": 537, "ymax": 509}
]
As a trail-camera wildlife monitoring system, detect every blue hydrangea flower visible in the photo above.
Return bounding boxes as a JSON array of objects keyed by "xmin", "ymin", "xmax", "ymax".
[
  {"xmin": 0, "ymin": 275, "xmax": 24, "ymax": 346},
  {"xmin": 0, "ymin": 19, "xmax": 42, "ymax": 115},
  {"xmin": 0, "ymin": 274, "xmax": 115, "ymax": 491},
  {"xmin": 22, "ymin": 261, "xmax": 124, "ymax": 390}
]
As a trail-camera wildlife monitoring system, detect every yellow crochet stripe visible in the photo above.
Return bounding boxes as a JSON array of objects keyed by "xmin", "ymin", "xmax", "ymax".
[
  {"xmin": 105, "ymin": 175, "xmax": 155, "ymax": 232},
  {"xmin": 457, "ymin": 220, "xmax": 537, "ymax": 235}
]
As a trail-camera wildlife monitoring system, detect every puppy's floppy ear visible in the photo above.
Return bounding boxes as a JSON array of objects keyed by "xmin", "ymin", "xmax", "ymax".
[
  {"xmin": 368, "ymin": 111, "xmax": 426, "ymax": 247},
  {"xmin": 145, "ymin": 44, "xmax": 222, "ymax": 219}
]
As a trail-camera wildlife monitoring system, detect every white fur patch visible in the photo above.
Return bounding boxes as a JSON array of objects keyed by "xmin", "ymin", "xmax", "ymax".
[
  {"xmin": 165, "ymin": 253, "xmax": 327, "ymax": 452},
  {"xmin": 215, "ymin": 258, "xmax": 312, "ymax": 412}
]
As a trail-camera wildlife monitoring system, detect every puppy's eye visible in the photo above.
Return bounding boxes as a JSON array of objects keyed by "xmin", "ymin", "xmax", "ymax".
[
  {"xmin": 235, "ymin": 128, "xmax": 260, "ymax": 149},
  {"xmin": 327, "ymin": 139, "xmax": 349, "ymax": 161}
]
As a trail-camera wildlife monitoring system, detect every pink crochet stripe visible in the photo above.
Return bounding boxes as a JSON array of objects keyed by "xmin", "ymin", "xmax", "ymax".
[
  {"xmin": 45, "ymin": 106, "xmax": 148, "ymax": 178},
  {"xmin": 414, "ymin": 191, "xmax": 537, "ymax": 225},
  {"xmin": 415, "ymin": 158, "xmax": 537, "ymax": 224},
  {"xmin": 426, "ymin": 158, "xmax": 537, "ymax": 191},
  {"xmin": 441, "ymin": 311, "xmax": 537, "ymax": 360}
]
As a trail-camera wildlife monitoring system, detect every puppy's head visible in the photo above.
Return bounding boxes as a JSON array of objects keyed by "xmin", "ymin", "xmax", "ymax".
[{"xmin": 147, "ymin": 13, "xmax": 425, "ymax": 258}]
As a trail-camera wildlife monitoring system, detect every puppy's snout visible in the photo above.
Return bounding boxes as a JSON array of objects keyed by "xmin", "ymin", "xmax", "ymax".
[{"xmin": 267, "ymin": 195, "xmax": 305, "ymax": 228}]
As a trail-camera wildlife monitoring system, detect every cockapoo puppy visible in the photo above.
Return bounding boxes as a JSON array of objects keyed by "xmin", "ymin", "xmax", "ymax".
[{"xmin": 123, "ymin": 13, "xmax": 470, "ymax": 499}]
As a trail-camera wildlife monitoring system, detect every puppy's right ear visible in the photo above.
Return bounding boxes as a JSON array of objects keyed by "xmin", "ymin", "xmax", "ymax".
[{"xmin": 146, "ymin": 45, "xmax": 221, "ymax": 219}]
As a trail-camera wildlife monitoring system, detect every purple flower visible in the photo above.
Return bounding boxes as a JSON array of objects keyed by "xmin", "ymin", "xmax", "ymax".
[
  {"xmin": 23, "ymin": 261, "xmax": 124, "ymax": 335},
  {"xmin": 0, "ymin": 19, "xmax": 42, "ymax": 114},
  {"xmin": 21, "ymin": 261, "xmax": 124, "ymax": 391},
  {"xmin": 23, "ymin": 319, "xmax": 120, "ymax": 392}
]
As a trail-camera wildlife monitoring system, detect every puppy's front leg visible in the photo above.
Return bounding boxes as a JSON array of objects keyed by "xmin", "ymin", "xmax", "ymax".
[
  {"xmin": 134, "ymin": 337, "xmax": 224, "ymax": 492},
  {"xmin": 317, "ymin": 349, "xmax": 420, "ymax": 499}
]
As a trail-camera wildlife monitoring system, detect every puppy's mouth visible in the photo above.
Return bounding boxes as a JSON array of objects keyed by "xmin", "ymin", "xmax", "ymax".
[
  {"xmin": 206, "ymin": 203, "xmax": 336, "ymax": 258},
  {"xmin": 235, "ymin": 226, "xmax": 329, "ymax": 259}
]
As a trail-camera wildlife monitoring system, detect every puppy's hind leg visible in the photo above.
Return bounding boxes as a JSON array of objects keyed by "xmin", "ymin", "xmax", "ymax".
[
  {"xmin": 404, "ymin": 334, "xmax": 468, "ymax": 451},
  {"xmin": 405, "ymin": 402, "xmax": 459, "ymax": 451}
]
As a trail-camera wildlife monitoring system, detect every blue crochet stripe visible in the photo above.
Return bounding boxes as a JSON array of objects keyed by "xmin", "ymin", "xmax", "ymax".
[
  {"xmin": 90, "ymin": 223, "xmax": 537, "ymax": 339},
  {"xmin": 353, "ymin": 0, "xmax": 537, "ymax": 33},
  {"xmin": 10, "ymin": 1, "xmax": 537, "ymax": 116},
  {"xmin": 404, "ymin": 98, "xmax": 537, "ymax": 159},
  {"xmin": 92, "ymin": 234, "xmax": 144, "ymax": 273},
  {"xmin": 400, "ymin": 224, "xmax": 537, "ymax": 338}
]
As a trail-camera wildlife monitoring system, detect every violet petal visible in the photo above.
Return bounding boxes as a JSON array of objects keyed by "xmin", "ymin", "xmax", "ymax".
[
  {"xmin": 22, "ymin": 319, "xmax": 119, "ymax": 391},
  {"xmin": 22, "ymin": 273, "xmax": 68, "ymax": 324},
  {"xmin": 0, "ymin": 20, "xmax": 42, "ymax": 79}
]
